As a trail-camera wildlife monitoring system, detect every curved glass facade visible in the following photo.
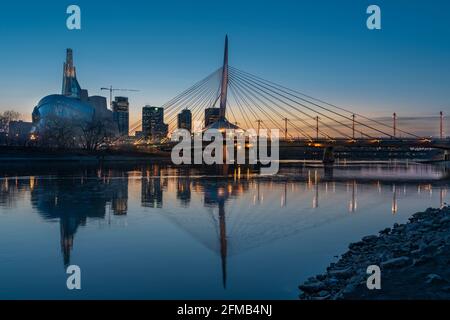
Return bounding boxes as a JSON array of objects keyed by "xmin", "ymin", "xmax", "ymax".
[{"xmin": 32, "ymin": 94, "xmax": 95, "ymax": 128}]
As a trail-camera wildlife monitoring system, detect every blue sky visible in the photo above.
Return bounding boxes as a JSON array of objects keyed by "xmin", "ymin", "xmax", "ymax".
[{"xmin": 0, "ymin": 0, "xmax": 449, "ymax": 127}]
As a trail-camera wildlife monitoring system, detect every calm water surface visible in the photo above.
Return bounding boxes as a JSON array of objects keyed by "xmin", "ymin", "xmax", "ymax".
[{"xmin": 0, "ymin": 161, "xmax": 449, "ymax": 299}]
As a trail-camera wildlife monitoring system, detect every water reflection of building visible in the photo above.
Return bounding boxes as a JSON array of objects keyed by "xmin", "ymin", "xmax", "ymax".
[
  {"xmin": 2, "ymin": 162, "xmax": 450, "ymax": 288},
  {"xmin": 110, "ymin": 173, "xmax": 129, "ymax": 216},
  {"xmin": 141, "ymin": 166, "xmax": 167, "ymax": 208},
  {"xmin": 0, "ymin": 176, "xmax": 36, "ymax": 208},
  {"xmin": 28, "ymin": 170, "xmax": 129, "ymax": 266},
  {"xmin": 176, "ymin": 179, "xmax": 191, "ymax": 207}
]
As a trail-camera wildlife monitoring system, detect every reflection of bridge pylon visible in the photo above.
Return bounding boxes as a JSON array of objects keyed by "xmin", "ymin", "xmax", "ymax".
[{"xmin": 218, "ymin": 202, "xmax": 228, "ymax": 289}]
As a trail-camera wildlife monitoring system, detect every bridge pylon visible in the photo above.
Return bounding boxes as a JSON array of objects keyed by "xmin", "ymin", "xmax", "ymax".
[{"xmin": 323, "ymin": 146, "xmax": 335, "ymax": 164}]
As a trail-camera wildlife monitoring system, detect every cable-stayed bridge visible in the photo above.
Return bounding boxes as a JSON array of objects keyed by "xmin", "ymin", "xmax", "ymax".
[{"xmin": 128, "ymin": 36, "xmax": 450, "ymax": 160}]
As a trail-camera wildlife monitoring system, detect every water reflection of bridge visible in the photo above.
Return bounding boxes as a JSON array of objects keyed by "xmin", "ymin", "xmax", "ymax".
[{"xmin": 0, "ymin": 163, "xmax": 448, "ymax": 286}]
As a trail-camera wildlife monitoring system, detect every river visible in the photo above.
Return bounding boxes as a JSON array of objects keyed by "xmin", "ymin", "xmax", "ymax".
[{"xmin": 0, "ymin": 161, "xmax": 448, "ymax": 299}]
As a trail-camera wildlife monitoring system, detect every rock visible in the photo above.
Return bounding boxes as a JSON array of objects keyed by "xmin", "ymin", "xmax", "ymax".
[
  {"xmin": 328, "ymin": 267, "xmax": 354, "ymax": 279},
  {"xmin": 413, "ymin": 255, "xmax": 433, "ymax": 266},
  {"xmin": 362, "ymin": 235, "xmax": 378, "ymax": 243},
  {"xmin": 326, "ymin": 277, "xmax": 339, "ymax": 286},
  {"xmin": 341, "ymin": 282, "xmax": 358, "ymax": 295},
  {"xmin": 425, "ymin": 274, "xmax": 447, "ymax": 285},
  {"xmin": 299, "ymin": 206, "xmax": 450, "ymax": 300},
  {"xmin": 317, "ymin": 290, "xmax": 331, "ymax": 298},
  {"xmin": 316, "ymin": 274, "xmax": 327, "ymax": 281},
  {"xmin": 299, "ymin": 280, "xmax": 326, "ymax": 294},
  {"xmin": 420, "ymin": 244, "xmax": 438, "ymax": 255},
  {"xmin": 381, "ymin": 256, "xmax": 411, "ymax": 269},
  {"xmin": 311, "ymin": 294, "xmax": 331, "ymax": 301},
  {"xmin": 349, "ymin": 242, "xmax": 364, "ymax": 251}
]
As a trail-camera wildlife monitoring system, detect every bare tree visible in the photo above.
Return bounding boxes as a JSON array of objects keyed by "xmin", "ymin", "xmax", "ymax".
[
  {"xmin": 37, "ymin": 115, "xmax": 80, "ymax": 149},
  {"xmin": 79, "ymin": 116, "xmax": 115, "ymax": 151},
  {"xmin": 0, "ymin": 110, "xmax": 21, "ymax": 133}
]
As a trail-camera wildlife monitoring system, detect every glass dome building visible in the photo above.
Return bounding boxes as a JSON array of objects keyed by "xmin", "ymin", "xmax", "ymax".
[
  {"xmin": 31, "ymin": 49, "xmax": 109, "ymax": 133},
  {"xmin": 32, "ymin": 94, "xmax": 95, "ymax": 129}
]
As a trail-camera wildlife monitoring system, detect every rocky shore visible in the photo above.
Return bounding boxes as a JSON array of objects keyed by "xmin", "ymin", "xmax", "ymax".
[{"xmin": 299, "ymin": 206, "xmax": 450, "ymax": 300}]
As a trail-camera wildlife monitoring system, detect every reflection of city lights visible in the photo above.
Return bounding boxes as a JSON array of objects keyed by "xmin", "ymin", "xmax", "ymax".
[
  {"xmin": 307, "ymin": 171, "xmax": 312, "ymax": 188},
  {"xmin": 348, "ymin": 181, "xmax": 357, "ymax": 213},
  {"xmin": 313, "ymin": 198, "xmax": 318, "ymax": 209},
  {"xmin": 392, "ymin": 185, "xmax": 398, "ymax": 214}
]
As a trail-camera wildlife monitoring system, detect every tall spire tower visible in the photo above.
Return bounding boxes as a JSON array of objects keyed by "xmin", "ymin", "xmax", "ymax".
[
  {"xmin": 219, "ymin": 35, "xmax": 229, "ymax": 120},
  {"xmin": 204, "ymin": 36, "xmax": 238, "ymax": 131},
  {"xmin": 62, "ymin": 48, "xmax": 82, "ymax": 99}
]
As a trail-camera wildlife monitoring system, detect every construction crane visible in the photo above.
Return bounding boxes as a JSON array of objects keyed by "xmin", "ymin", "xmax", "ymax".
[{"xmin": 101, "ymin": 86, "xmax": 140, "ymax": 108}]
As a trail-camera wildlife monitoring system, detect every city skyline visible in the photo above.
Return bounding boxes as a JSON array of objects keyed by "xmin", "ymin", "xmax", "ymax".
[{"xmin": 0, "ymin": 0, "xmax": 449, "ymax": 135}]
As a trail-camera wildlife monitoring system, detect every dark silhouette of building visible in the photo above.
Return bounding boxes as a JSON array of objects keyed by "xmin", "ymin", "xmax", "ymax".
[
  {"xmin": 113, "ymin": 97, "xmax": 130, "ymax": 136},
  {"xmin": 88, "ymin": 95, "xmax": 109, "ymax": 117},
  {"xmin": 204, "ymin": 108, "xmax": 221, "ymax": 128},
  {"xmin": 177, "ymin": 109, "xmax": 192, "ymax": 132},
  {"xmin": 142, "ymin": 105, "xmax": 168, "ymax": 141}
]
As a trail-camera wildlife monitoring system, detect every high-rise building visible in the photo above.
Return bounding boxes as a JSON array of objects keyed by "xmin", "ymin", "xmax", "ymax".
[
  {"xmin": 112, "ymin": 97, "xmax": 130, "ymax": 136},
  {"xmin": 62, "ymin": 49, "xmax": 82, "ymax": 99},
  {"xmin": 142, "ymin": 106, "xmax": 168, "ymax": 140},
  {"xmin": 177, "ymin": 109, "xmax": 192, "ymax": 132},
  {"xmin": 205, "ymin": 107, "xmax": 221, "ymax": 127},
  {"xmin": 88, "ymin": 96, "xmax": 108, "ymax": 114}
]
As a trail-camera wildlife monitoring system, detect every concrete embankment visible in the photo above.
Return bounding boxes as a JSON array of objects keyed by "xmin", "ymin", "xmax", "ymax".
[{"xmin": 299, "ymin": 206, "xmax": 450, "ymax": 300}]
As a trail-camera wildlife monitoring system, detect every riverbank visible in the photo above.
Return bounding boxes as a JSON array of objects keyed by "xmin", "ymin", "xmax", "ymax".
[
  {"xmin": 299, "ymin": 206, "xmax": 450, "ymax": 300},
  {"xmin": 0, "ymin": 146, "xmax": 170, "ymax": 162}
]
